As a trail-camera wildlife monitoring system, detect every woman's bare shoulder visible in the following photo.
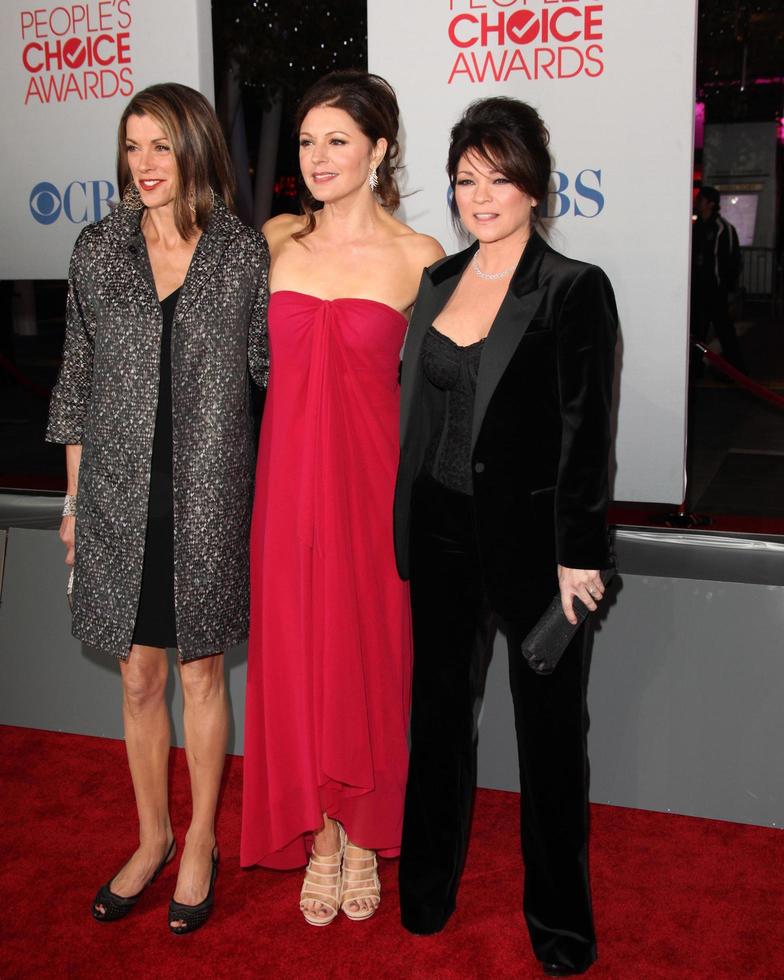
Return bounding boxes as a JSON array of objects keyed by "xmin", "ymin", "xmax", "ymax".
[
  {"xmin": 262, "ymin": 213, "xmax": 308, "ymax": 255},
  {"xmin": 412, "ymin": 232, "xmax": 447, "ymax": 267},
  {"xmin": 388, "ymin": 219, "xmax": 446, "ymax": 266}
]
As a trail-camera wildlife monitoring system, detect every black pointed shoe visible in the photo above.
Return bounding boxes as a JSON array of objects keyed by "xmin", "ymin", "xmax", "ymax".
[
  {"xmin": 168, "ymin": 846, "xmax": 219, "ymax": 935},
  {"xmin": 92, "ymin": 839, "xmax": 176, "ymax": 922}
]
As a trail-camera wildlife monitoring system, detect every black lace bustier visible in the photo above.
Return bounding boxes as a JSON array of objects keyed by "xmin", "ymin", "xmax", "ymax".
[{"xmin": 421, "ymin": 325, "xmax": 485, "ymax": 495}]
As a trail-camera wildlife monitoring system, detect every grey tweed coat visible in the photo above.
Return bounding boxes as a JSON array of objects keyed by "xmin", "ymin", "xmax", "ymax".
[{"xmin": 46, "ymin": 198, "xmax": 269, "ymax": 660}]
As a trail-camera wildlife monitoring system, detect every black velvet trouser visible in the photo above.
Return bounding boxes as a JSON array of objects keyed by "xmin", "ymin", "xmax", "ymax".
[{"xmin": 399, "ymin": 474, "xmax": 596, "ymax": 974}]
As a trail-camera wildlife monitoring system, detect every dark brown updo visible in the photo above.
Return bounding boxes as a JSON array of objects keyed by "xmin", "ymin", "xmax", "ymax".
[
  {"xmin": 447, "ymin": 97, "xmax": 551, "ymax": 226},
  {"xmin": 294, "ymin": 70, "xmax": 401, "ymax": 238}
]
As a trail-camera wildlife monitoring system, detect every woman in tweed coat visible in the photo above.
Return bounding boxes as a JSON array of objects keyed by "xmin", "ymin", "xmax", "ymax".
[{"xmin": 46, "ymin": 83, "xmax": 269, "ymax": 933}]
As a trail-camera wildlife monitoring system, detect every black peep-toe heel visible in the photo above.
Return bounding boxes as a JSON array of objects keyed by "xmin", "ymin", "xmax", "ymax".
[
  {"xmin": 168, "ymin": 846, "xmax": 219, "ymax": 935},
  {"xmin": 92, "ymin": 838, "xmax": 176, "ymax": 922}
]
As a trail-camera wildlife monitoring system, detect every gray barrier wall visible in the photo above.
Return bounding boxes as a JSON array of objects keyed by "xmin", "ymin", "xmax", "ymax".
[{"xmin": 1, "ymin": 511, "xmax": 782, "ymax": 829}]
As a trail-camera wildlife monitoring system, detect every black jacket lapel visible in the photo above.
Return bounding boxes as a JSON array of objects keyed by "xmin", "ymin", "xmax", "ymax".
[{"xmin": 471, "ymin": 231, "xmax": 548, "ymax": 452}]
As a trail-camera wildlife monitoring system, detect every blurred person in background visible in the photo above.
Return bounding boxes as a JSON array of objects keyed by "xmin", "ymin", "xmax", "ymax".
[{"xmin": 691, "ymin": 185, "xmax": 745, "ymax": 374}]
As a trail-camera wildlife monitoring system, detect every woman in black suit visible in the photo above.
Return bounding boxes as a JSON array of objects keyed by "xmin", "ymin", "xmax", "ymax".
[{"xmin": 395, "ymin": 98, "xmax": 617, "ymax": 977}]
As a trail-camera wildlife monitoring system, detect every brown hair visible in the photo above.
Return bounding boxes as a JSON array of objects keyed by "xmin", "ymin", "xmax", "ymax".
[
  {"xmin": 117, "ymin": 82, "xmax": 235, "ymax": 239},
  {"xmin": 293, "ymin": 70, "xmax": 401, "ymax": 239},
  {"xmin": 447, "ymin": 97, "xmax": 551, "ymax": 228}
]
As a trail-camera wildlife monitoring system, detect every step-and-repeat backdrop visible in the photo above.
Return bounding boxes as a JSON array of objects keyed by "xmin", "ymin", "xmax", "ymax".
[
  {"xmin": 0, "ymin": 0, "xmax": 213, "ymax": 281},
  {"xmin": 369, "ymin": 0, "xmax": 698, "ymax": 504}
]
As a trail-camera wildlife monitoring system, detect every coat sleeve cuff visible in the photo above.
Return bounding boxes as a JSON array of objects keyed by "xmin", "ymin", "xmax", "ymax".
[
  {"xmin": 556, "ymin": 526, "xmax": 612, "ymax": 570},
  {"xmin": 44, "ymin": 420, "xmax": 83, "ymax": 444}
]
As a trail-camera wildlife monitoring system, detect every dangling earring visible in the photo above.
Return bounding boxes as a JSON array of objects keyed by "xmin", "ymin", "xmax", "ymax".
[
  {"xmin": 188, "ymin": 186, "xmax": 216, "ymax": 214},
  {"xmin": 122, "ymin": 182, "xmax": 144, "ymax": 211},
  {"xmin": 368, "ymin": 165, "xmax": 379, "ymax": 193}
]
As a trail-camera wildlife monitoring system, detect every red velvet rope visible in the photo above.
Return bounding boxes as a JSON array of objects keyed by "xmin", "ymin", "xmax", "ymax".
[{"xmin": 694, "ymin": 341, "xmax": 784, "ymax": 409}]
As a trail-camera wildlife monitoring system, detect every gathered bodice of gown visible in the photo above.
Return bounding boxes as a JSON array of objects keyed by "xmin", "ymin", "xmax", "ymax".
[{"xmin": 262, "ymin": 290, "xmax": 408, "ymax": 555}]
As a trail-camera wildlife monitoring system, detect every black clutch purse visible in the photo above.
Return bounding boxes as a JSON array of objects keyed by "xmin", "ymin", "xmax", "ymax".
[{"xmin": 520, "ymin": 566, "xmax": 616, "ymax": 675}]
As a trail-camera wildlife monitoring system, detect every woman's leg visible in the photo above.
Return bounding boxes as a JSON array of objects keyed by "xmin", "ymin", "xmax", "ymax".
[
  {"xmin": 399, "ymin": 476, "xmax": 494, "ymax": 934},
  {"xmin": 94, "ymin": 645, "xmax": 173, "ymax": 911},
  {"xmin": 171, "ymin": 652, "xmax": 227, "ymax": 920},
  {"xmin": 506, "ymin": 621, "xmax": 596, "ymax": 973}
]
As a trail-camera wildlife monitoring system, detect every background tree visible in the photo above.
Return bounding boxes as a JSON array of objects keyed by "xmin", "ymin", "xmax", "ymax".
[{"xmin": 212, "ymin": 0, "xmax": 368, "ymax": 227}]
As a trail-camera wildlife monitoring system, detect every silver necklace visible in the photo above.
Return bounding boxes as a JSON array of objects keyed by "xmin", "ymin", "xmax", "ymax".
[{"xmin": 472, "ymin": 253, "xmax": 516, "ymax": 281}]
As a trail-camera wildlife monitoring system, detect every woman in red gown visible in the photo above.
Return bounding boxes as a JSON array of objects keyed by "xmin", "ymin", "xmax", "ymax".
[{"xmin": 241, "ymin": 71, "xmax": 443, "ymax": 925}]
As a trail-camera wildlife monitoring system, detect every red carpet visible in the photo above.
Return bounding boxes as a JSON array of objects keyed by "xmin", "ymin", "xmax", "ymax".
[{"xmin": 1, "ymin": 725, "xmax": 781, "ymax": 979}]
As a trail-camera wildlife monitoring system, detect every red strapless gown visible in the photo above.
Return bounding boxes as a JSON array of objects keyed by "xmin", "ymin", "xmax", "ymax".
[{"xmin": 241, "ymin": 291, "xmax": 413, "ymax": 869}]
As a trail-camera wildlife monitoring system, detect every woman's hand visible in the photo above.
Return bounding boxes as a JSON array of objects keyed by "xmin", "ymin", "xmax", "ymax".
[
  {"xmin": 60, "ymin": 444, "xmax": 82, "ymax": 567},
  {"xmin": 59, "ymin": 515, "xmax": 76, "ymax": 566},
  {"xmin": 557, "ymin": 565, "xmax": 604, "ymax": 626}
]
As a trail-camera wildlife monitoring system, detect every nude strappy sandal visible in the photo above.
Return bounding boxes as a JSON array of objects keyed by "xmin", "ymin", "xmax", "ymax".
[
  {"xmin": 340, "ymin": 842, "xmax": 381, "ymax": 921},
  {"xmin": 299, "ymin": 822, "xmax": 346, "ymax": 926}
]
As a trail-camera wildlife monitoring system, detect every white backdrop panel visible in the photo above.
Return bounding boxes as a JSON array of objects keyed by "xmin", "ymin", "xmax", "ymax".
[
  {"xmin": 1, "ymin": 0, "xmax": 213, "ymax": 281},
  {"xmin": 369, "ymin": 0, "xmax": 697, "ymax": 504}
]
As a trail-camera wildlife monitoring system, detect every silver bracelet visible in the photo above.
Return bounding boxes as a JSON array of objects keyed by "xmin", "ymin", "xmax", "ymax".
[{"xmin": 62, "ymin": 494, "xmax": 77, "ymax": 517}]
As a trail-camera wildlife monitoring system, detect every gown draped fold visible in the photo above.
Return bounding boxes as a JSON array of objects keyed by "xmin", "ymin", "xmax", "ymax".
[{"xmin": 241, "ymin": 290, "xmax": 413, "ymax": 870}]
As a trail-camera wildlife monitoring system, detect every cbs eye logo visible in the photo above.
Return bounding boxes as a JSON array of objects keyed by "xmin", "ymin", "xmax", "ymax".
[
  {"xmin": 29, "ymin": 182, "xmax": 62, "ymax": 225},
  {"xmin": 29, "ymin": 180, "xmax": 116, "ymax": 226}
]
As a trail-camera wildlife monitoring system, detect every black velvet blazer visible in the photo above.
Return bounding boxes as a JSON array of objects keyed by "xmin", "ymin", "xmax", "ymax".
[{"xmin": 394, "ymin": 229, "xmax": 618, "ymax": 624}]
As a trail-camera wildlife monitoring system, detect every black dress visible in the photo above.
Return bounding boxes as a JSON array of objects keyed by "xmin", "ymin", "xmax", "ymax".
[{"xmin": 132, "ymin": 288, "xmax": 180, "ymax": 649}]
